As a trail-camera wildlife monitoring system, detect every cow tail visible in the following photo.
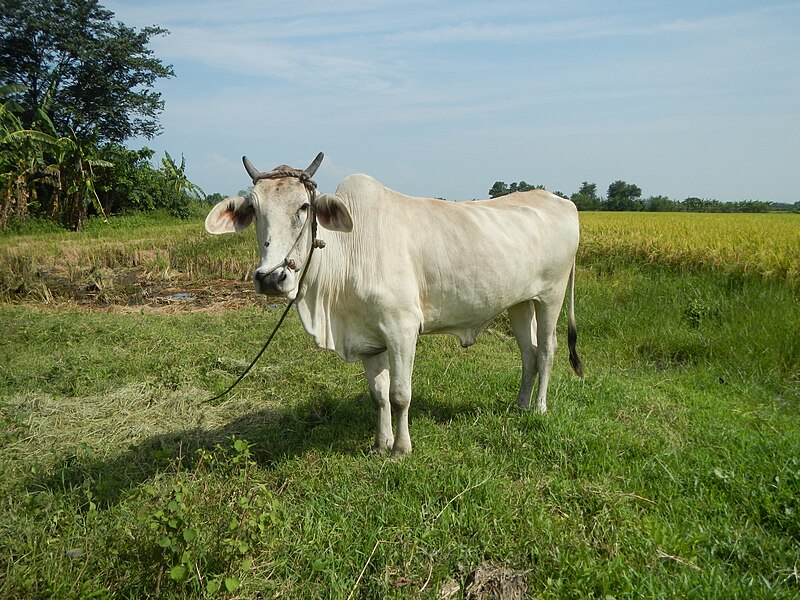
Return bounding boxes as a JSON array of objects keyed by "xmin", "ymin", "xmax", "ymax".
[{"xmin": 567, "ymin": 260, "xmax": 584, "ymax": 378}]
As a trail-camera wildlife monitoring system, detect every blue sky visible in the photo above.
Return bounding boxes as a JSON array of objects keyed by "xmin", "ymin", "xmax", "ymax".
[{"xmin": 105, "ymin": 1, "xmax": 799, "ymax": 203}]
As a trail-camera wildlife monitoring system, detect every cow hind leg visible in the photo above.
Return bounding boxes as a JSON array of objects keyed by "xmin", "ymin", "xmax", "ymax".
[
  {"xmin": 363, "ymin": 353, "xmax": 393, "ymax": 452},
  {"xmin": 508, "ymin": 301, "xmax": 538, "ymax": 410},
  {"xmin": 532, "ymin": 293, "xmax": 567, "ymax": 414}
]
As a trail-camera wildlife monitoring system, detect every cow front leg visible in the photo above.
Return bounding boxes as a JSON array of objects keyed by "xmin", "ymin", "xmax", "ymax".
[
  {"xmin": 363, "ymin": 353, "xmax": 393, "ymax": 452},
  {"xmin": 387, "ymin": 339, "xmax": 417, "ymax": 457}
]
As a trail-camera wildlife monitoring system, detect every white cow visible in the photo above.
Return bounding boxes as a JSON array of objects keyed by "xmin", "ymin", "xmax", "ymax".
[{"xmin": 205, "ymin": 154, "xmax": 583, "ymax": 457}]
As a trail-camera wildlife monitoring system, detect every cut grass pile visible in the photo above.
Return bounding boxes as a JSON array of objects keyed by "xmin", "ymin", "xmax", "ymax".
[{"xmin": 0, "ymin": 211, "xmax": 798, "ymax": 598}]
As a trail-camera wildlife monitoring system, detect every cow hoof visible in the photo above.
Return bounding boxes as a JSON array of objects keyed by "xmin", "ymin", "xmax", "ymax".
[
  {"xmin": 370, "ymin": 442, "xmax": 392, "ymax": 455},
  {"xmin": 516, "ymin": 399, "xmax": 531, "ymax": 410},
  {"xmin": 391, "ymin": 443, "xmax": 412, "ymax": 459}
]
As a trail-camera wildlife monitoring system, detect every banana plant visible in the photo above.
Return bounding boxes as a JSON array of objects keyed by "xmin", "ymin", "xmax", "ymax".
[
  {"xmin": 48, "ymin": 132, "xmax": 112, "ymax": 229},
  {"xmin": 162, "ymin": 151, "xmax": 205, "ymax": 201},
  {"xmin": 0, "ymin": 92, "xmax": 54, "ymax": 228}
]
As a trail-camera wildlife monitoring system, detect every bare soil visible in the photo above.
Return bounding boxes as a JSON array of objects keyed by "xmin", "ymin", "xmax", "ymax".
[{"xmin": 2, "ymin": 265, "xmax": 274, "ymax": 313}]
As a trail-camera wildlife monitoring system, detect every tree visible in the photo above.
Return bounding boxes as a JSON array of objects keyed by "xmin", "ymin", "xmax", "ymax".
[
  {"xmin": 733, "ymin": 200, "xmax": 771, "ymax": 213},
  {"xmin": 489, "ymin": 181, "xmax": 509, "ymax": 198},
  {"xmin": 512, "ymin": 181, "xmax": 545, "ymax": 193},
  {"xmin": 489, "ymin": 180, "xmax": 545, "ymax": 198},
  {"xmin": 577, "ymin": 182, "xmax": 598, "ymax": 198},
  {"xmin": 160, "ymin": 151, "xmax": 205, "ymax": 218},
  {"xmin": 0, "ymin": 89, "xmax": 44, "ymax": 228},
  {"xmin": 1, "ymin": 93, "xmax": 111, "ymax": 230},
  {"xmin": 48, "ymin": 134, "xmax": 112, "ymax": 230},
  {"xmin": 94, "ymin": 145, "xmax": 160, "ymax": 214},
  {"xmin": 645, "ymin": 195, "xmax": 679, "ymax": 212},
  {"xmin": 606, "ymin": 180, "xmax": 642, "ymax": 211},
  {"xmin": 0, "ymin": 0, "xmax": 174, "ymax": 143},
  {"xmin": 0, "ymin": 0, "xmax": 194, "ymax": 230},
  {"xmin": 205, "ymin": 192, "xmax": 226, "ymax": 206},
  {"xmin": 162, "ymin": 152, "xmax": 204, "ymax": 201},
  {"xmin": 570, "ymin": 181, "xmax": 602, "ymax": 211},
  {"xmin": 682, "ymin": 197, "xmax": 721, "ymax": 212}
]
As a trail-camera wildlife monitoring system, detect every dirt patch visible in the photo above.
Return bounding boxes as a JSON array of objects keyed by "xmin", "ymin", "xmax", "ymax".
[
  {"xmin": 438, "ymin": 562, "xmax": 528, "ymax": 600},
  {"xmin": 463, "ymin": 562, "xmax": 528, "ymax": 600},
  {"xmin": 2, "ymin": 264, "xmax": 276, "ymax": 313}
]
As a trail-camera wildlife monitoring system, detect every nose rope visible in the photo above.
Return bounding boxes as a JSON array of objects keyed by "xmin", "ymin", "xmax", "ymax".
[
  {"xmin": 258, "ymin": 219, "xmax": 311, "ymax": 278},
  {"xmin": 204, "ymin": 169, "xmax": 323, "ymax": 404}
]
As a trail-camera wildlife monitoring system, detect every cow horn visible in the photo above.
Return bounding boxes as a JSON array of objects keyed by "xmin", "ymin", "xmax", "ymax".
[
  {"xmin": 304, "ymin": 152, "xmax": 324, "ymax": 177},
  {"xmin": 242, "ymin": 156, "xmax": 263, "ymax": 182}
]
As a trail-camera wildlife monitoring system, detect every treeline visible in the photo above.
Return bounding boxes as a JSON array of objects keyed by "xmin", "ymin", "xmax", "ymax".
[
  {"xmin": 490, "ymin": 180, "xmax": 799, "ymax": 213},
  {"xmin": 0, "ymin": 0, "xmax": 204, "ymax": 231}
]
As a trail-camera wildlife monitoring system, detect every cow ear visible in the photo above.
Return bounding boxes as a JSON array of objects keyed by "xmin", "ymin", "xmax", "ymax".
[
  {"xmin": 205, "ymin": 196, "xmax": 254, "ymax": 234},
  {"xmin": 314, "ymin": 193, "xmax": 353, "ymax": 232}
]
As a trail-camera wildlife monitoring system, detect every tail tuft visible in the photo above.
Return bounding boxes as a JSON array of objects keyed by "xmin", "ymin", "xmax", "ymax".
[
  {"xmin": 566, "ymin": 260, "xmax": 583, "ymax": 378},
  {"xmin": 568, "ymin": 321, "xmax": 583, "ymax": 378}
]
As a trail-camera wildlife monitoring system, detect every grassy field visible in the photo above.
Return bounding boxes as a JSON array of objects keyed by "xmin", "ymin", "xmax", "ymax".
[{"xmin": 1, "ymin": 212, "xmax": 798, "ymax": 598}]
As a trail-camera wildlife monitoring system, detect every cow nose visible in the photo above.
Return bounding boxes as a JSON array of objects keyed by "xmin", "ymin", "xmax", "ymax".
[{"xmin": 254, "ymin": 269, "xmax": 287, "ymax": 283}]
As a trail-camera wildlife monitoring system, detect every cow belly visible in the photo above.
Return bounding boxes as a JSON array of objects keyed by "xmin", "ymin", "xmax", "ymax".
[
  {"xmin": 421, "ymin": 300, "xmax": 508, "ymax": 347},
  {"xmin": 418, "ymin": 269, "xmax": 568, "ymax": 347},
  {"xmin": 430, "ymin": 322, "xmax": 494, "ymax": 348},
  {"xmin": 418, "ymin": 279, "xmax": 537, "ymax": 334}
]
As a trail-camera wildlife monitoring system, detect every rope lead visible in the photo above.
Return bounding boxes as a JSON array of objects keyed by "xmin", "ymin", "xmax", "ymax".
[{"xmin": 203, "ymin": 170, "xmax": 321, "ymax": 404}]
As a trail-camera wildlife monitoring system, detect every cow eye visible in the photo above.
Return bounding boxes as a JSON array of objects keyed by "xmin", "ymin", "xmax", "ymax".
[{"xmin": 299, "ymin": 202, "xmax": 310, "ymax": 212}]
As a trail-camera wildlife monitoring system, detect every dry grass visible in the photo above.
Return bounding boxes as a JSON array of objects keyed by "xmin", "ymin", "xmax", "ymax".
[
  {"xmin": 0, "ymin": 221, "xmax": 259, "ymax": 308},
  {"xmin": 2, "ymin": 213, "xmax": 797, "ymax": 310},
  {"xmin": 6, "ymin": 384, "xmax": 274, "ymax": 464}
]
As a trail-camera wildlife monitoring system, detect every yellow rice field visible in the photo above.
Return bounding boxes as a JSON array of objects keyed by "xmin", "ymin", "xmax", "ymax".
[{"xmin": 578, "ymin": 212, "xmax": 799, "ymax": 288}]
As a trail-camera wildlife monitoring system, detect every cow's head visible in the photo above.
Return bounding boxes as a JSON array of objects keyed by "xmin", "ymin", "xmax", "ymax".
[{"xmin": 205, "ymin": 153, "xmax": 352, "ymax": 298}]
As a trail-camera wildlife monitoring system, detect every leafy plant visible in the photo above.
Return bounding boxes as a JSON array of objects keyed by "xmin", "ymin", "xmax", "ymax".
[
  {"xmin": 1, "ymin": 95, "xmax": 112, "ymax": 230},
  {"xmin": 138, "ymin": 436, "xmax": 282, "ymax": 596},
  {"xmin": 161, "ymin": 151, "xmax": 206, "ymax": 219}
]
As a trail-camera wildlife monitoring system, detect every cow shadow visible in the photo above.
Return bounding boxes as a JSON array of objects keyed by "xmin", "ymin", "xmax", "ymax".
[
  {"xmin": 25, "ymin": 391, "xmax": 370, "ymax": 508},
  {"xmin": 25, "ymin": 389, "xmax": 481, "ymax": 508}
]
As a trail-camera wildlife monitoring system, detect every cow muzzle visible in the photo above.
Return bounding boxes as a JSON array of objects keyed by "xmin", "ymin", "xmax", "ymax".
[{"xmin": 253, "ymin": 264, "xmax": 297, "ymax": 297}]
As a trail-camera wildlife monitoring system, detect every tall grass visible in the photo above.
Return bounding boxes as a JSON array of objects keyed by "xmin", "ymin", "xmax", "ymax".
[{"xmin": 2, "ymin": 212, "xmax": 798, "ymax": 299}]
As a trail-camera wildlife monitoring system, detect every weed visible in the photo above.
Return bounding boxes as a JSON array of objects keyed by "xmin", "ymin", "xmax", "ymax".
[{"xmin": 134, "ymin": 436, "xmax": 284, "ymax": 597}]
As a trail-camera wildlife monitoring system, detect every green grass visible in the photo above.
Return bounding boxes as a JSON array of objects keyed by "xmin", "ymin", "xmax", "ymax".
[{"xmin": 0, "ymin": 215, "xmax": 798, "ymax": 598}]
